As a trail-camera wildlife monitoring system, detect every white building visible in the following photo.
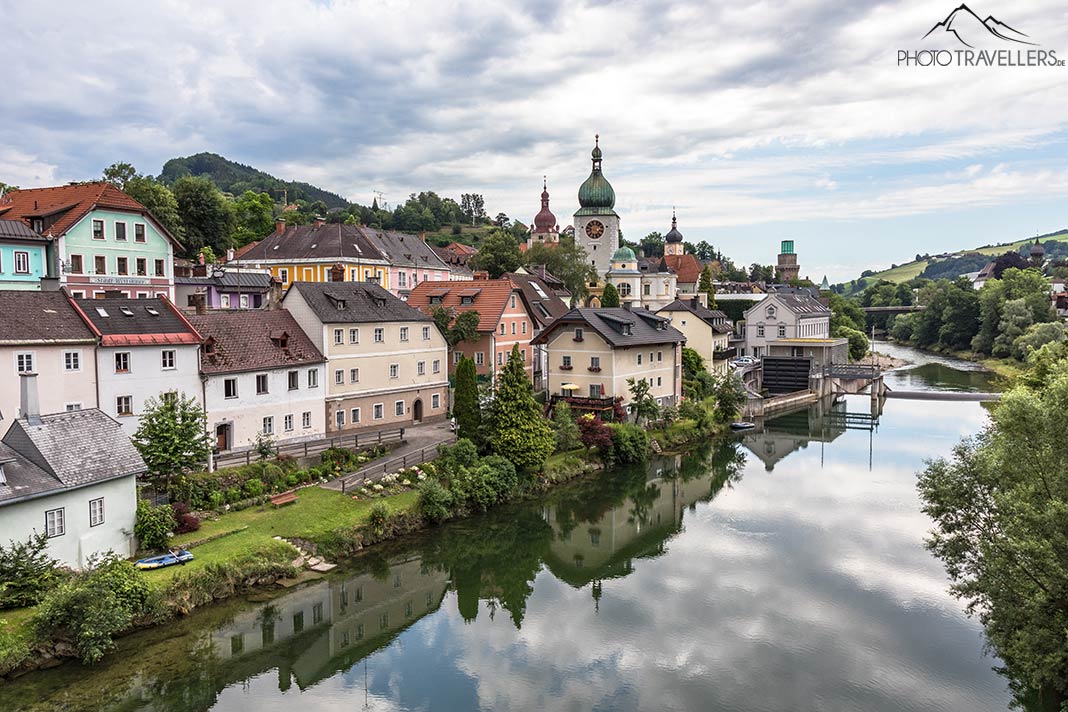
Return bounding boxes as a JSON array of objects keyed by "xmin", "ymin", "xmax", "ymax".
[
  {"xmin": 188, "ymin": 309, "xmax": 327, "ymax": 453},
  {"xmin": 73, "ymin": 296, "xmax": 203, "ymax": 436},
  {"xmin": 743, "ymin": 294, "xmax": 831, "ymax": 358},
  {"xmin": 0, "ymin": 375, "xmax": 144, "ymax": 568}
]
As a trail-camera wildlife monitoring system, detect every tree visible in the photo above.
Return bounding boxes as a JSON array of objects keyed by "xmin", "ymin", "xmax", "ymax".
[
  {"xmin": 710, "ymin": 372, "xmax": 746, "ymax": 423},
  {"xmin": 494, "ymin": 212, "xmax": 511, "ymax": 228},
  {"xmin": 694, "ymin": 241, "xmax": 716, "ymax": 261},
  {"xmin": 640, "ymin": 232, "xmax": 664, "ymax": 258},
  {"xmin": 698, "ymin": 265, "xmax": 716, "ymax": 307},
  {"xmin": 134, "ymin": 499, "xmax": 176, "ymax": 552},
  {"xmin": 1012, "ymin": 321, "xmax": 1067, "ymax": 361},
  {"xmin": 124, "ymin": 176, "xmax": 184, "ymax": 240},
  {"xmin": 173, "ymin": 175, "xmax": 235, "ymax": 257},
  {"xmin": 102, "ymin": 161, "xmax": 138, "ymax": 190},
  {"xmin": 524, "ymin": 237, "xmax": 597, "ymax": 303},
  {"xmin": 133, "ymin": 393, "xmax": 212, "ymax": 491},
  {"xmin": 461, "ymin": 193, "xmax": 486, "ymax": 225},
  {"xmin": 838, "ymin": 326, "xmax": 869, "ymax": 361},
  {"xmin": 232, "ymin": 190, "xmax": 275, "ymax": 245},
  {"xmin": 919, "ymin": 375, "xmax": 1068, "ymax": 707},
  {"xmin": 429, "ymin": 306, "xmax": 481, "ymax": 346},
  {"xmin": 626, "ymin": 377, "xmax": 659, "ymax": 425},
  {"xmin": 991, "ymin": 250, "xmax": 1027, "ymax": 279},
  {"xmin": 0, "ymin": 181, "xmax": 19, "ymax": 196},
  {"xmin": 0, "ymin": 532, "xmax": 60, "ymax": 609},
  {"xmin": 454, "ymin": 356, "xmax": 481, "ymax": 443},
  {"xmin": 992, "ymin": 298, "xmax": 1033, "ymax": 358},
  {"xmin": 552, "ymin": 401, "xmax": 580, "ymax": 452},
  {"xmin": 489, "ymin": 345, "xmax": 553, "ymax": 470},
  {"xmin": 469, "ymin": 229, "xmax": 521, "ymax": 278},
  {"xmin": 577, "ymin": 414, "xmax": 614, "ymax": 463},
  {"xmin": 600, "ymin": 282, "xmax": 620, "ymax": 308}
]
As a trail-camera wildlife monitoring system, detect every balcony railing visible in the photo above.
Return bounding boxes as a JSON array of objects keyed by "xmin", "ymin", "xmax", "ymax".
[
  {"xmin": 713, "ymin": 346, "xmax": 737, "ymax": 360},
  {"xmin": 549, "ymin": 393, "xmax": 615, "ymax": 411}
]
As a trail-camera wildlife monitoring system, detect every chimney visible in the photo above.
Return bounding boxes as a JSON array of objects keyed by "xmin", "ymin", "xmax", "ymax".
[
  {"xmin": 313, "ymin": 216, "xmax": 325, "ymax": 228},
  {"xmin": 275, "ymin": 217, "xmax": 287, "ymax": 236},
  {"xmin": 192, "ymin": 292, "xmax": 207, "ymax": 315},
  {"xmin": 690, "ymin": 295, "xmax": 699, "ymax": 308},
  {"xmin": 622, "ymin": 301, "xmax": 632, "ymax": 311},
  {"xmin": 104, "ymin": 289, "xmax": 124, "ymax": 299},
  {"xmin": 473, "ymin": 271, "xmax": 489, "ymax": 281},
  {"xmin": 419, "ymin": 231, "xmax": 426, "ymax": 242},
  {"xmin": 19, "ymin": 373, "xmax": 41, "ymax": 425},
  {"xmin": 267, "ymin": 277, "xmax": 283, "ymax": 310},
  {"xmin": 225, "ymin": 248, "xmax": 234, "ymax": 262}
]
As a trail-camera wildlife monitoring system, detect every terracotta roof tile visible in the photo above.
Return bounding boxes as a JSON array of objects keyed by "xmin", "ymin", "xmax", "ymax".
[
  {"xmin": 407, "ymin": 279, "xmax": 517, "ymax": 332},
  {"xmin": 187, "ymin": 310, "xmax": 325, "ymax": 374},
  {"xmin": 661, "ymin": 254, "xmax": 704, "ymax": 284}
]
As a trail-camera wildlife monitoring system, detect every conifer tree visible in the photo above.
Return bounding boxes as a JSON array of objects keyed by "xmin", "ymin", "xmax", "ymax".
[
  {"xmin": 601, "ymin": 282, "xmax": 621, "ymax": 308},
  {"xmin": 699, "ymin": 265, "xmax": 717, "ymax": 308},
  {"xmin": 453, "ymin": 356, "xmax": 481, "ymax": 443},
  {"xmin": 490, "ymin": 345, "xmax": 553, "ymax": 470}
]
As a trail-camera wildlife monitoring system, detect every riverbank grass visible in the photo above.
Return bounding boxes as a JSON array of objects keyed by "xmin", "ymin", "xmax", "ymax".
[{"xmin": 153, "ymin": 487, "xmax": 419, "ymax": 581}]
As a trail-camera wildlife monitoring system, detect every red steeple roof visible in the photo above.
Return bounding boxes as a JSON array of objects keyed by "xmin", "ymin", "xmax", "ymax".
[{"xmin": 532, "ymin": 177, "xmax": 558, "ymax": 234}]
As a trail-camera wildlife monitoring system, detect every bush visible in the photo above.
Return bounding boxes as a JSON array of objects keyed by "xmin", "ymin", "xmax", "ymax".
[
  {"xmin": 481, "ymin": 454, "xmax": 519, "ymax": 497},
  {"xmin": 438, "ymin": 438, "xmax": 479, "ymax": 474},
  {"xmin": 368, "ymin": 503, "xmax": 390, "ymax": 535},
  {"xmin": 610, "ymin": 423, "xmax": 649, "ymax": 464},
  {"xmin": 418, "ymin": 479, "xmax": 454, "ymax": 525},
  {"xmin": 578, "ymin": 415, "xmax": 614, "ymax": 463},
  {"xmin": 0, "ymin": 532, "xmax": 62, "ymax": 609},
  {"xmin": 243, "ymin": 478, "xmax": 265, "ymax": 498},
  {"xmin": 33, "ymin": 554, "xmax": 158, "ymax": 664},
  {"xmin": 134, "ymin": 499, "xmax": 176, "ymax": 552}
]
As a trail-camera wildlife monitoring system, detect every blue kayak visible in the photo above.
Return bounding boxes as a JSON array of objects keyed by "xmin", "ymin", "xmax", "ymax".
[{"xmin": 135, "ymin": 550, "xmax": 194, "ymax": 570}]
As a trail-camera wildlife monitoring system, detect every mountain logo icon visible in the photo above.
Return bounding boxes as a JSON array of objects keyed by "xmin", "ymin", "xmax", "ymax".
[{"xmin": 922, "ymin": 4, "xmax": 1037, "ymax": 48}]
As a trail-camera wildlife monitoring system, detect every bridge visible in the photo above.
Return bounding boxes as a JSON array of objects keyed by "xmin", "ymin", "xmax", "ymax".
[
  {"xmin": 861, "ymin": 305, "xmax": 926, "ymax": 314},
  {"xmin": 884, "ymin": 390, "xmax": 1001, "ymax": 402}
]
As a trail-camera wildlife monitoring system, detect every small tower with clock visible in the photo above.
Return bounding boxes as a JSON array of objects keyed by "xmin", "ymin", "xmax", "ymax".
[{"xmin": 574, "ymin": 135, "xmax": 619, "ymax": 279}]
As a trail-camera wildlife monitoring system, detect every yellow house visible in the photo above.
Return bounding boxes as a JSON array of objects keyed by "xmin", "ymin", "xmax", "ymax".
[
  {"xmin": 657, "ymin": 297, "xmax": 734, "ymax": 374},
  {"xmin": 229, "ymin": 220, "xmax": 391, "ymax": 292}
]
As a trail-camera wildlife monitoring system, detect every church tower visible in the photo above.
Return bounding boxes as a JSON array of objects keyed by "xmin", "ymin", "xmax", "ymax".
[
  {"xmin": 574, "ymin": 135, "xmax": 619, "ymax": 278},
  {"xmin": 664, "ymin": 209, "xmax": 684, "ymax": 256},
  {"xmin": 527, "ymin": 177, "xmax": 559, "ymax": 250}
]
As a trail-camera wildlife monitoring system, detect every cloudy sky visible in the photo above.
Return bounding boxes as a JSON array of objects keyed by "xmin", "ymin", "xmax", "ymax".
[{"xmin": 2, "ymin": 0, "xmax": 1067, "ymax": 281}]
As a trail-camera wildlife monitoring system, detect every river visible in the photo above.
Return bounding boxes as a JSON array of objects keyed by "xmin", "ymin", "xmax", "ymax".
[{"xmin": 2, "ymin": 351, "xmax": 1013, "ymax": 712}]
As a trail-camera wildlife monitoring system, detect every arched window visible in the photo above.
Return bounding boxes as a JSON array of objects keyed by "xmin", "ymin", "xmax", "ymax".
[{"xmin": 619, "ymin": 283, "xmax": 632, "ymax": 297}]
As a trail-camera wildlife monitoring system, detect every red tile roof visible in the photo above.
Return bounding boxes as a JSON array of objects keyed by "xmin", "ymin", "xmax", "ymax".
[
  {"xmin": 230, "ymin": 240, "xmax": 260, "ymax": 260},
  {"xmin": 407, "ymin": 279, "xmax": 517, "ymax": 332},
  {"xmin": 662, "ymin": 254, "xmax": 704, "ymax": 285},
  {"xmin": 0, "ymin": 182, "xmax": 180, "ymax": 246},
  {"xmin": 187, "ymin": 310, "xmax": 325, "ymax": 374}
]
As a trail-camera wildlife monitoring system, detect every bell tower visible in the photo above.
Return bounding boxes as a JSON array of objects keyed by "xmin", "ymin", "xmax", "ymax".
[{"xmin": 574, "ymin": 135, "xmax": 619, "ymax": 279}]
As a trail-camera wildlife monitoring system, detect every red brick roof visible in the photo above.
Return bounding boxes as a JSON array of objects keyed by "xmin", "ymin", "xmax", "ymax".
[
  {"xmin": 0, "ymin": 182, "xmax": 180, "ymax": 246},
  {"xmin": 662, "ymin": 254, "xmax": 704, "ymax": 285},
  {"xmin": 407, "ymin": 279, "xmax": 517, "ymax": 332}
]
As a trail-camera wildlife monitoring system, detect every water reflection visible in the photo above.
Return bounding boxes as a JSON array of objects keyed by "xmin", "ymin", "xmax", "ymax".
[{"xmin": 741, "ymin": 397, "xmax": 882, "ymax": 471}]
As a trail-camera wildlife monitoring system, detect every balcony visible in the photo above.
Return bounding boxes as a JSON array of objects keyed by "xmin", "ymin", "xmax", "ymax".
[
  {"xmin": 549, "ymin": 393, "xmax": 615, "ymax": 412},
  {"xmin": 713, "ymin": 346, "xmax": 737, "ymax": 361}
]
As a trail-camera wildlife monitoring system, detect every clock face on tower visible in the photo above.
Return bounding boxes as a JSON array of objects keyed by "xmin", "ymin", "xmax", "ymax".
[{"xmin": 585, "ymin": 220, "xmax": 605, "ymax": 239}]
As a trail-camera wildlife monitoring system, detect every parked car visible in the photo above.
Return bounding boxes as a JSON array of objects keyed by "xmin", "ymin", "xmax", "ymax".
[{"xmin": 731, "ymin": 356, "xmax": 757, "ymax": 368}]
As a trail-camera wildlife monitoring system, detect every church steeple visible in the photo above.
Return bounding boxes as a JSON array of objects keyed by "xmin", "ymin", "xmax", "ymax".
[
  {"xmin": 577, "ymin": 134, "xmax": 615, "ymax": 210},
  {"xmin": 664, "ymin": 208, "xmax": 684, "ymax": 256},
  {"xmin": 532, "ymin": 176, "xmax": 558, "ymax": 235}
]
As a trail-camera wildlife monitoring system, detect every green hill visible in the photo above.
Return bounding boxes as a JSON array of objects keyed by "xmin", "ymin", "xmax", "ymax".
[
  {"xmin": 158, "ymin": 152, "xmax": 349, "ymax": 209},
  {"xmin": 846, "ymin": 228, "xmax": 1068, "ymax": 293}
]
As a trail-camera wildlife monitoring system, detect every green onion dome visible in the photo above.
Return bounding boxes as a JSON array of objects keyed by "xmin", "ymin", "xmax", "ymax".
[
  {"xmin": 578, "ymin": 134, "xmax": 615, "ymax": 210},
  {"xmin": 611, "ymin": 245, "xmax": 636, "ymax": 262}
]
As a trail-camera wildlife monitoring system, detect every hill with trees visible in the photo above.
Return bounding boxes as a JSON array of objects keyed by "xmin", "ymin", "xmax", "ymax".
[{"xmin": 159, "ymin": 153, "xmax": 350, "ymax": 208}]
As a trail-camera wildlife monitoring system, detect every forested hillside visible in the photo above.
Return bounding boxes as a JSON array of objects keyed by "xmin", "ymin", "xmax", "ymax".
[{"xmin": 159, "ymin": 153, "xmax": 349, "ymax": 208}]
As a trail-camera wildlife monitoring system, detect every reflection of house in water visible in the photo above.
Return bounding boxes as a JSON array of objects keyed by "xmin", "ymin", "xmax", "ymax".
[
  {"xmin": 741, "ymin": 397, "xmax": 882, "ymax": 471},
  {"xmin": 207, "ymin": 555, "xmax": 448, "ymax": 691},
  {"xmin": 542, "ymin": 455, "xmax": 728, "ymax": 588}
]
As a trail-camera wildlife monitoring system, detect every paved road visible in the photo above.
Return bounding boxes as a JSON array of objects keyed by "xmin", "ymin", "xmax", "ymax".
[{"xmin": 321, "ymin": 420, "xmax": 456, "ymax": 492}]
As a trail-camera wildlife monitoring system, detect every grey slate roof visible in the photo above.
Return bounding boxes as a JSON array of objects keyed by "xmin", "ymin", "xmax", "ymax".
[
  {"xmin": 0, "ymin": 409, "xmax": 145, "ymax": 505},
  {"xmin": 286, "ymin": 281, "xmax": 433, "ymax": 324},
  {"xmin": 361, "ymin": 229, "xmax": 450, "ymax": 271},
  {"xmin": 74, "ymin": 297, "xmax": 199, "ymax": 337},
  {"xmin": 0, "ymin": 441, "xmax": 57, "ymax": 505},
  {"xmin": 174, "ymin": 271, "xmax": 273, "ymax": 292},
  {"xmin": 231, "ymin": 224, "xmax": 386, "ymax": 263},
  {"xmin": 0, "ymin": 291, "xmax": 97, "ymax": 345},
  {"xmin": 503, "ymin": 271, "xmax": 569, "ymax": 328},
  {"xmin": 532, "ymin": 307, "xmax": 685, "ymax": 348},
  {"xmin": 772, "ymin": 294, "xmax": 831, "ymax": 315},
  {"xmin": 0, "ymin": 218, "xmax": 50, "ymax": 242},
  {"xmin": 658, "ymin": 299, "xmax": 733, "ymax": 334}
]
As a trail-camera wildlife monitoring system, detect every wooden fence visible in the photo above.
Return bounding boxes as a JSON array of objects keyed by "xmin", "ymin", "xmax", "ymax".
[{"xmin": 214, "ymin": 427, "xmax": 406, "ymax": 469}]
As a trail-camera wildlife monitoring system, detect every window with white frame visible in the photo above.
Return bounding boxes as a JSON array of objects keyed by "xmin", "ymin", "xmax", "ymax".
[
  {"xmin": 417, "ymin": 361, "xmax": 425, "ymax": 376},
  {"xmin": 374, "ymin": 327, "xmax": 384, "ymax": 343},
  {"xmin": 475, "ymin": 352, "xmax": 484, "ymax": 366},
  {"xmin": 562, "ymin": 355, "xmax": 572, "ymax": 368},
  {"xmin": 521, "ymin": 322, "xmax": 527, "ymax": 334},
  {"xmin": 334, "ymin": 328, "xmax": 344, "ymax": 345},
  {"xmin": 302, "ymin": 411, "xmax": 312, "ymax": 428},
  {"xmin": 453, "ymin": 352, "xmax": 461, "ymax": 364},
  {"xmin": 116, "ymin": 395, "xmax": 133, "ymax": 416},
  {"xmin": 497, "ymin": 352, "xmax": 503, "ymax": 366},
  {"xmin": 657, "ymin": 351, "xmax": 663, "ymax": 362},
  {"xmin": 308, "ymin": 369, "xmax": 318, "ymax": 388},
  {"xmin": 433, "ymin": 359, "xmax": 440, "ymax": 374},
  {"xmin": 224, "ymin": 379, "xmax": 237, "ymax": 398},
  {"xmin": 220, "ymin": 294, "xmax": 231, "ymax": 309},
  {"xmin": 115, "ymin": 222, "xmax": 127, "ymax": 241},
  {"xmin": 343, "ymin": 368, "xmax": 355, "ymax": 383},
  {"xmin": 92, "ymin": 219, "xmax": 105, "ymax": 239},
  {"xmin": 637, "ymin": 354, "xmax": 642, "ymax": 365},
  {"xmin": 135, "ymin": 223, "xmax": 146, "ymax": 242},
  {"xmin": 400, "ymin": 327, "xmax": 409, "ymax": 342},
  {"xmin": 335, "ymin": 410, "xmax": 346, "ymax": 428},
  {"xmin": 373, "ymin": 403, "xmax": 384, "ymax": 420},
  {"xmin": 284, "ymin": 414, "xmax": 294, "ymax": 432},
  {"xmin": 239, "ymin": 294, "xmax": 249, "ymax": 308},
  {"xmin": 351, "ymin": 407, "xmax": 361, "ymax": 424},
  {"xmin": 89, "ymin": 497, "xmax": 105, "ymax": 527},
  {"xmin": 389, "ymin": 363, "xmax": 399, "ymax": 378},
  {"xmin": 14, "ymin": 251, "xmax": 30, "ymax": 274},
  {"xmin": 136, "ymin": 257, "xmax": 147, "ymax": 276},
  {"xmin": 657, "ymin": 376, "xmax": 663, "ymax": 387},
  {"xmin": 154, "ymin": 259, "xmax": 165, "ymax": 277},
  {"xmin": 45, "ymin": 508, "xmax": 65, "ymax": 537},
  {"xmin": 279, "ymin": 268, "xmax": 289, "ymax": 283},
  {"xmin": 335, "ymin": 369, "xmax": 345, "ymax": 385},
  {"xmin": 349, "ymin": 328, "xmax": 359, "ymax": 343},
  {"xmin": 432, "ymin": 393, "xmax": 440, "ymax": 409},
  {"xmin": 288, "ymin": 370, "xmax": 299, "ymax": 390},
  {"xmin": 115, "ymin": 352, "xmax": 130, "ymax": 373},
  {"xmin": 778, "ymin": 325, "xmax": 786, "ymax": 338},
  {"xmin": 65, "ymin": 403, "xmax": 82, "ymax": 411},
  {"xmin": 262, "ymin": 416, "xmax": 274, "ymax": 435},
  {"xmin": 757, "ymin": 325, "xmax": 765, "ymax": 337},
  {"xmin": 499, "ymin": 323, "xmax": 505, "ymax": 335},
  {"xmin": 398, "ymin": 272, "xmax": 407, "ymax": 288},
  {"xmin": 161, "ymin": 350, "xmax": 176, "ymax": 370},
  {"xmin": 422, "ymin": 326, "xmax": 431, "ymax": 340},
  {"xmin": 16, "ymin": 352, "xmax": 33, "ymax": 373},
  {"xmin": 590, "ymin": 356, "xmax": 600, "ymax": 370},
  {"xmin": 64, "ymin": 351, "xmax": 80, "ymax": 371},
  {"xmin": 395, "ymin": 400, "xmax": 404, "ymax": 416},
  {"xmin": 511, "ymin": 322, "xmax": 516, "ymax": 335},
  {"xmin": 256, "ymin": 373, "xmax": 269, "ymax": 394}
]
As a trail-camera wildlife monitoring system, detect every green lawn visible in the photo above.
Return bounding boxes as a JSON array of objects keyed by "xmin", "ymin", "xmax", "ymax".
[{"xmin": 147, "ymin": 487, "xmax": 420, "ymax": 581}]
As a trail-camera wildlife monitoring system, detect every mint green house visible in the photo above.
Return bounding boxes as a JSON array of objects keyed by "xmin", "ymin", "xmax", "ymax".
[
  {"xmin": 0, "ymin": 182, "xmax": 180, "ymax": 300},
  {"xmin": 0, "ymin": 218, "xmax": 54, "ymax": 290}
]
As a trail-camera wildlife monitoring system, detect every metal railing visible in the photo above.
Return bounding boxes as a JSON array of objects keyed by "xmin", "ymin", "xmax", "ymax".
[
  {"xmin": 825, "ymin": 364, "xmax": 880, "ymax": 380},
  {"xmin": 214, "ymin": 427, "xmax": 406, "ymax": 468},
  {"xmin": 339, "ymin": 436, "xmax": 456, "ymax": 493}
]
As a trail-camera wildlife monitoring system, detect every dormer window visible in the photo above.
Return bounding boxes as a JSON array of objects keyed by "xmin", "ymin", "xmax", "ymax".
[
  {"xmin": 204, "ymin": 338, "xmax": 216, "ymax": 355},
  {"xmin": 430, "ymin": 296, "xmax": 443, "ymax": 305},
  {"xmin": 120, "ymin": 307, "xmax": 134, "ymax": 317},
  {"xmin": 461, "ymin": 296, "xmax": 474, "ymax": 305},
  {"xmin": 270, "ymin": 331, "xmax": 289, "ymax": 348},
  {"xmin": 622, "ymin": 324, "xmax": 632, "ymax": 336}
]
